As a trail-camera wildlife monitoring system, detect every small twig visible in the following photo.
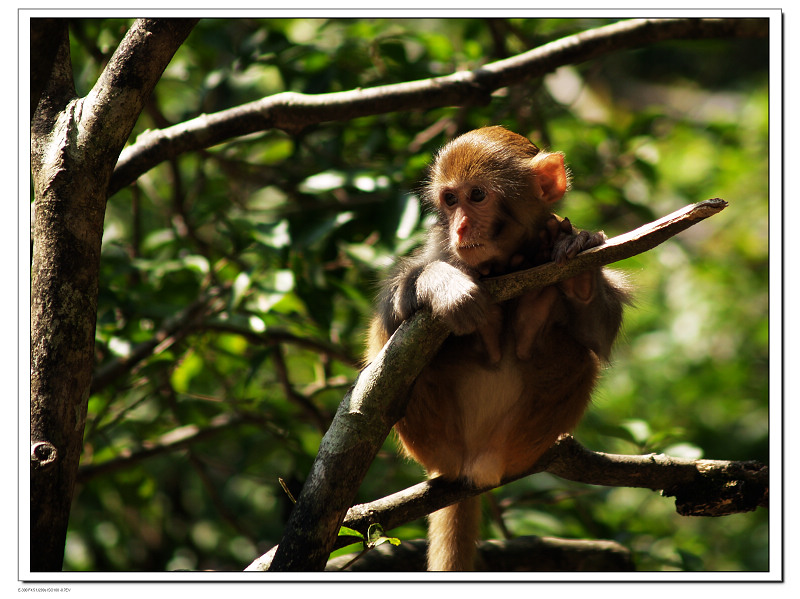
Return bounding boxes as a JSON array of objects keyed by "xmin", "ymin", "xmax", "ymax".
[
  {"xmin": 90, "ymin": 287, "xmax": 227, "ymax": 394},
  {"xmin": 272, "ymin": 345, "xmax": 332, "ymax": 432},
  {"xmin": 200, "ymin": 322, "xmax": 360, "ymax": 368},
  {"xmin": 188, "ymin": 452, "xmax": 257, "ymax": 542}
]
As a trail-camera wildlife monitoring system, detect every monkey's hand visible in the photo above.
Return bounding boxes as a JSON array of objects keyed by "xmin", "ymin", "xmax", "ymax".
[
  {"xmin": 551, "ymin": 217, "xmax": 607, "ymax": 266},
  {"xmin": 414, "ymin": 261, "xmax": 503, "ymax": 362},
  {"xmin": 415, "ymin": 261, "xmax": 499, "ymax": 334},
  {"xmin": 546, "ymin": 219, "xmax": 607, "ymax": 305}
]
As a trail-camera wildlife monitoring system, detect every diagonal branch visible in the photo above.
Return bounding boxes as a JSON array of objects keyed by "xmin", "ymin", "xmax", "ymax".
[
  {"xmin": 265, "ymin": 199, "xmax": 728, "ymax": 571},
  {"xmin": 108, "ymin": 18, "xmax": 766, "ymax": 196},
  {"xmin": 485, "ymin": 198, "xmax": 729, "ymax": 300}
]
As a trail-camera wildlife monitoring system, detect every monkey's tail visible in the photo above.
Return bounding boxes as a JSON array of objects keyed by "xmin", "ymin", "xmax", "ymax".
[{"xmin": 427, "ymin": 495, "xmax": 481, "ymax": 571}]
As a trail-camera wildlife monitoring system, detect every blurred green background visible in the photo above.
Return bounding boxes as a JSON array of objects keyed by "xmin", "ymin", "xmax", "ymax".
[{"xmin": 62, "ymin": 18, "xmax": 769, "ymax": 572}]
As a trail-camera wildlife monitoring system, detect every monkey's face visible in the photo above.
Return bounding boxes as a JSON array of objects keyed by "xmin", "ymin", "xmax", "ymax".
[{"xmin": 436, "ymin": 182, "xmax": 527, "ymax": 273}]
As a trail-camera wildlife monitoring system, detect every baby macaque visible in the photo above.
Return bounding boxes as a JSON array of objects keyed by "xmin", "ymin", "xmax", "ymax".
[{"xmin": 366, "ymin": 126, "xmax": 630, "ymax": 570}]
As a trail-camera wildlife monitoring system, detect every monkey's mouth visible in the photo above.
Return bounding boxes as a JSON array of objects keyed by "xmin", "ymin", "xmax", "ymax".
[{"xmin": 457, "ymin": 243, "xmax": 484, "ymax": 251}]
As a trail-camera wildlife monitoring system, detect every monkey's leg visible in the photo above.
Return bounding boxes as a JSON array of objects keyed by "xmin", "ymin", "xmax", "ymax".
[
  {"xmin": 513, "ymin": 286, "xmax": 559, "ymax": 360},
  {"xmin": 427, "ymin": 495, "xmax": 482, "ymax": 571}
]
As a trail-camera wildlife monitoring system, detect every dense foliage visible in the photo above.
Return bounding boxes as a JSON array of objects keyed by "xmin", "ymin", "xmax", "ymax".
[{"xmin": 61, "ymin": 18, "xmax": 769, "ymax": 572}]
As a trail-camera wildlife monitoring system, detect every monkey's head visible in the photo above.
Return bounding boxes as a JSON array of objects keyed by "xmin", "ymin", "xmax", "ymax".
[{"xmin": 425, "ymin": 126, "xmax": 569, "ymax": 274}]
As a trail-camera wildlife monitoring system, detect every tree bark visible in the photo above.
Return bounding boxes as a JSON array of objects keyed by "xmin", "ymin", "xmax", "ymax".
[{"xmin": 29, "ymin": 18, "xmax": 197, "ymax": 571}]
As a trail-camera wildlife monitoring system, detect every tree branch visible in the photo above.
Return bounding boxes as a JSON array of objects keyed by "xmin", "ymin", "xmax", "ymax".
[
  {"xmin": 248, "ymin": 435, "xmax": 765, "ymax": 571},
  {"xmin": 108, "ymin": 18, "xmax": 766, "ymax": 196},
  {"xmin": 264, "ymin": 199, "xmax": 728, "ymax": 572},
  {"xmin": 78, "ymin": 406, "xmax": 295, "ymax": 485},
  {"xmin": 200, "ymin": 322, "xmax": 360, "ymax": 368},
  {"xmin": 271, "ymin": 345, "xmax": 333, "ymax": 433},
  {"xmin": 77, "ymin": 413, "xmax": 245, "ymax": 483},
  {"xmin": 339, "ymin": 436, "xmax": 768, "ymax": 544},
  {"xmin": 485, "ymin": 198, "xmax": 729, "ymax": 300},
  {"xmin": 81, "ymin": 19, "xmax": 198, "ymax": 156},
  {"xmin": 91, "ymin": 291, "xmax": 359, "ymax": 398}
]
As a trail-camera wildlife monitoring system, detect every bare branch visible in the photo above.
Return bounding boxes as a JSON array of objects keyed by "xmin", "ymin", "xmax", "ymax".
[
  {"xmin": 485, "ymin": 198, "xmax": 729, "ymax": 300},
  {"xmin": 247, "ymin": 435, "xmax": 765, "ymax": 571},
  {"xmin": 340, "ymin": 436, "xmax": 768, "ymax": 545},
  {"xmin": 109, "ymin": 18, "xmax": 766, "ymax": 196}
]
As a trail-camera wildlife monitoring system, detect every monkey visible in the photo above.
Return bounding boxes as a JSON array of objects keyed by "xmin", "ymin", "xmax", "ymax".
[{"xmin": 365, "ymin": 126, "xmax": 630, "ymax": 571}]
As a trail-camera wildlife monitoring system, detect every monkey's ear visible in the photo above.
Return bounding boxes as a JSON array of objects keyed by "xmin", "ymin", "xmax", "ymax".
[{"xmin": 531, "ymin": 153, "xmax": 568, "ymax": 204}]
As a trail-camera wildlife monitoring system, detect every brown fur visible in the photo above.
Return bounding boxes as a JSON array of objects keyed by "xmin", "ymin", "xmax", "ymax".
[
  {"xmin": 427, "ymin": 496, "xmax": 483, "ymax": 571},
  {"xmin": 366, "ymin": 126, "xmax": 629, "ymax": 571}
]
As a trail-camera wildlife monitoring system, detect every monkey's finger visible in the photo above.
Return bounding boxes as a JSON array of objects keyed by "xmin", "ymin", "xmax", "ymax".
[{"xmin": 545, "ymin": 216, "xmax": 561, "ymax": 241}]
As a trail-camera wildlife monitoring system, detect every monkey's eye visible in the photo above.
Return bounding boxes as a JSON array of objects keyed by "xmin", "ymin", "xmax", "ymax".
[
  {"xmin": 469, "ymin": 188, "xmax": 486, "ymax": 203},
  {"xmin": 443, "ymin": 192, "xmax": 457, "ymax": 207}
]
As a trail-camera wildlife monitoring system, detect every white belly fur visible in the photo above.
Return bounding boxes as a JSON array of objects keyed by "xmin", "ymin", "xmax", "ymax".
[{"xmin": 450, "ymin": 354, "xmax": 526, "ymax": 487}]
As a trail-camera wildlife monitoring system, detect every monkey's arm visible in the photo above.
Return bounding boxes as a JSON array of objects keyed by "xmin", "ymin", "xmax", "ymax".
[
  {"xmin": 372, "ymin": 237, "xmax": 502, "ymax": 362},
  {"xmin": 552, "ymin": 225, "xmax": 631, "ymax": 361},
  {"xmin": 514, "ymin": 221, "xmax": 631, "ymax": 362}
]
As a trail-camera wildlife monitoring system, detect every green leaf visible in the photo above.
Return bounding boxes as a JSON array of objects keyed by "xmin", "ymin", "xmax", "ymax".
[
  {"xmin": 231, "ymin": 271, "xmax": 251, "ymax": 308},
  {"xmin": 337, "ymin": 527, "xmax": 364, "ymax": 540},
  {"xmin": 169, "ymin": 349, "xmax": 204, "ymax": 393},
  {"xmin": 366, "ymin": 523, "xmax": 401, "ymax": 548},
  {"xmin": 620, "ymin": 419, "xmax": 651, "ymax": 445}
]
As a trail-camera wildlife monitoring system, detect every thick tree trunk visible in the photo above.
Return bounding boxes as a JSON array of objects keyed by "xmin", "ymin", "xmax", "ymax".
[
  {"xmin": 30, "ymin": 20, "xmax": 88, "ymax": 571},
  {"xmin": 29, "ymin": 18, "xmax": 197, "ymax": 571}
]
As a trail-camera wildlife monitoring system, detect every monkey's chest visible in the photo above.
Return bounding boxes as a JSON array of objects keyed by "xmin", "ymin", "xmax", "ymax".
[
  {"xmin": 450, "ymin": 353, "xmax": 526, "ymax": 426},
  {"xmin": 401, "ymin": 343, "xmax": 532, "ymax": 482},
  {"xmin": 398, "ymin": 328, "xmax": 595, "ymax": 486},
  {"xmin": 412, "ymin": 333, "xmax": 529, "ymax": 426}
]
